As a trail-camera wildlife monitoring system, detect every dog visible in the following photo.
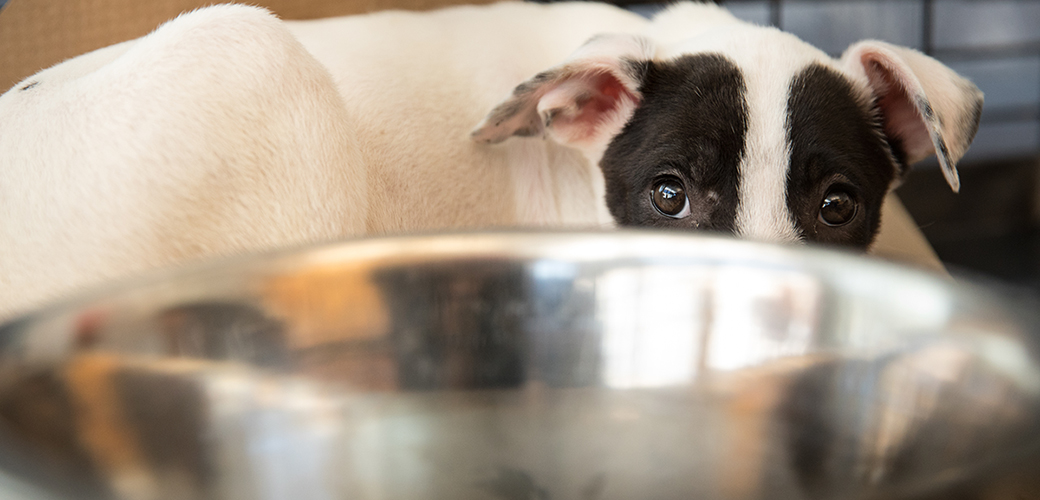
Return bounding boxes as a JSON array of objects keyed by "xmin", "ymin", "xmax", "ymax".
[{"xmin": 0, "ymin": 2, "xmax": 982, "ymax": 320}]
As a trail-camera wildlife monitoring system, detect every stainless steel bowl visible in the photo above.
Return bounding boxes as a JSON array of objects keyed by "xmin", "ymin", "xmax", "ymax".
[{"xmin": 0, "ymin": 231, "xmax": 1038, "ymax": 500}]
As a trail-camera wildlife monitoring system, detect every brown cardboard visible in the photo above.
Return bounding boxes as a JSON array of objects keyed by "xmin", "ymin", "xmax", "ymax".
[
  {"xmin": 0, "ymin": 0, "xmax": 494, "ymax": 92},
  {"xmin": 873, "ymin": 194, "xmax": 947, "ymax": 274}
]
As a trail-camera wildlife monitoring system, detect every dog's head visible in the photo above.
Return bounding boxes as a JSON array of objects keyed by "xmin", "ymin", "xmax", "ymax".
[{"xmin": 472, "ymin": 3, "xmax": 982, "ymax": 250}]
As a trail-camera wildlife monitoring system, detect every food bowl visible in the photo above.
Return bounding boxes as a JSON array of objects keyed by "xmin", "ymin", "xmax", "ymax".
[{"xmin": 0, "ymin": 231, "xmax": 1038, "ymax": 500}]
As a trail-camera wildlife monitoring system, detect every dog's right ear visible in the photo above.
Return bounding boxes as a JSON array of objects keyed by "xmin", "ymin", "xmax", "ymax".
[
  {"xmin": 841, "ymin": 41, "xmax": 983, "ymax": 192},
  {"xmin": 472, "ymin": 34, "xmax": 655, "ymax": 152}
]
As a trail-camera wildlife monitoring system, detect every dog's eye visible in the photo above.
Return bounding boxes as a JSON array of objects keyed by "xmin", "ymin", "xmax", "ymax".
[
  {"xmin": 651, "ymin": 177, "xmax": 690, "ymax": 218},
  {"xmin": 819, "ymin": 189, "xmax": 857, "ymax": 226}
]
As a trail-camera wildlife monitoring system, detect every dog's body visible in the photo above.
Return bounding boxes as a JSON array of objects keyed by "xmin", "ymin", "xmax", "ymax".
[{"xmin": 0, "ymin": 2, "xmax": 981, "ymax": 320}]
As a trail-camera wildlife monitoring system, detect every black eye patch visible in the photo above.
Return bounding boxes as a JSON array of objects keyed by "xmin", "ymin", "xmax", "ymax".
[
  {"xmin": 785, "ymin": 64, "xmax": 899, "ymax": 249},
  {"xmin": 599, "ymin": 54, "xmax": 748, "ymax": 233}
]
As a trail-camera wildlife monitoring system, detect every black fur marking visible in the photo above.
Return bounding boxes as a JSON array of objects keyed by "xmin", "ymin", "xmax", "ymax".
[
  {"xmin": 786, "ymin": 64, "xmax": 898, "ymax": 249},
  {"xmin": 915, "ymin": 96, "xmax": 935, "ymax": 122},
  {"xmin": 600, "ymin": 54, "xmax": 747, "ymax": 233},
  {"xmin": 886, "ymin": 133, "xmax": 911, "ymax": 179},
  {"xmin": 936, "ymin": 137, "xmax": 951, "ymax": 164},
  {"xmin": 514, "ymin": 71, "xmax": 554, "ymax": 95},
  {"xmin": 492, "ymin": 100, "xmax": 526, "ymax": 125},
  {"xmin": 543, "ymin": 107, "xmax": 561, "ymax": 128},
  {"xmin": 514, "ymin": 126, "xmax": 539, "ymax": 137},
  {"xmin": 20, "ymin": 81, "xmax": 39, "ymax": 91}
]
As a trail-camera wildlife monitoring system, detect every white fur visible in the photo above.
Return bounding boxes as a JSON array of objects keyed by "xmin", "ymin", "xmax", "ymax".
[
  {"xmin": 0, "ymin": 5, "xmax": 368, "ymax": 318},
  {"xmin": 643, "ymin": 2, "xmax": 745, "ymax": 48},
  {"xmin": 0, "ymin": 2, "xmax": 648, "ymax": 319},
  {"xmin": 0, "ymin": 2, "xmax": 979, "ymax": 320}
]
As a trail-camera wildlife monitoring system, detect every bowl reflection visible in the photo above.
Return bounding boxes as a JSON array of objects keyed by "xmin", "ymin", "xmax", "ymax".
[{"xmin": 0, "ymin": 231, "xmax": 1038, "ymax": 500}]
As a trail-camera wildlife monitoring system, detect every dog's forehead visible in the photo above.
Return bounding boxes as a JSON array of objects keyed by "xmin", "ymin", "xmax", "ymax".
[{"xmin": 659, "ymin": 25, "xmax": 840, "ymax": 93}]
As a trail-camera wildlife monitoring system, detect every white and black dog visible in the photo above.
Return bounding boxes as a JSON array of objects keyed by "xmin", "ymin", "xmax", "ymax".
[{"xmin": 0, "ymin": 1, "xmax": 981, "ymax": 319}]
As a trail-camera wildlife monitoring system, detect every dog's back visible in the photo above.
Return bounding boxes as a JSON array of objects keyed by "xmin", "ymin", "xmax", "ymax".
[
  {"xmin": 0, "ymin": 2, "xmax": 651, "ymax": 320},
  {"xmin": 0, "ymin": 5, "xmax": 368, "ymax": 319}
]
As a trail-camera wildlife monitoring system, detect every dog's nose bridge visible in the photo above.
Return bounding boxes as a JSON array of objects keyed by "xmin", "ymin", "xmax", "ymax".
[
  {"xmin": 735, "ymin": 212, "xmax": 802, "ymax": 244},
  {"xmin": 731, "ymin": 87, "xmax": 802, "ymax": 244},
  {"xmin": 733, "ymin": 157, "xmax": 802, "ymax": 244}
]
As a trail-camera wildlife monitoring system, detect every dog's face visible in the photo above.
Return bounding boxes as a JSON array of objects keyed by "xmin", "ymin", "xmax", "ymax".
[
  {"xmin": 473, "ymin": 5, "xmax": 982, "ymax": 250},
  {"xmin": 597, "ymin": 33, "xmax": 910, "ymax": 249}
]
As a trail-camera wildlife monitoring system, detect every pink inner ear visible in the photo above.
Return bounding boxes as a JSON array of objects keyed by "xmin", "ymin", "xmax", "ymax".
[
  {"xmin": 864, "ymin": 57, "xmax": 935, "ymax": 163},
  {"xmin": 539, "ymin": 69, "xmax": 639, "ymax": 146},
  {"xmin": 596, "ymin": 71, "xmax": 632, "ymax": 106}
]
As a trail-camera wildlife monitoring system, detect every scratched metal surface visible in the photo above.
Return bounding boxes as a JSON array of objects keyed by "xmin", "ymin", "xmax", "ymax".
[{"xmin": 0, "ymin": 231, "xmax": 1038, "ymax": 500}]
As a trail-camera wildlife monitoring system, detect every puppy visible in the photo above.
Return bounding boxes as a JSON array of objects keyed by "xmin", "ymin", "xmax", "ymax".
[{"xmin": 0, "ymin": 2, "xmax": 981, "ymax": 320}]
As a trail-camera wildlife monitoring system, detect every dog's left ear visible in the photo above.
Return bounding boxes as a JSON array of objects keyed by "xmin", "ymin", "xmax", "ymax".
[
  {"xmin": 841, "ymin": 41, "xmax": 983, "ymax": 192},
  {"xmin": 472, "ymin": 34, "xmax": 655, "ymax": 151}
]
